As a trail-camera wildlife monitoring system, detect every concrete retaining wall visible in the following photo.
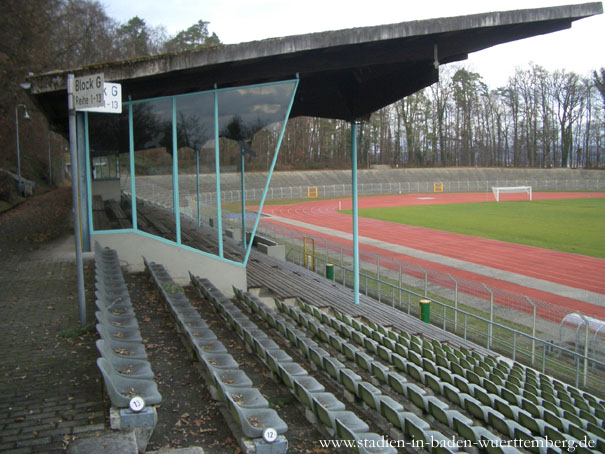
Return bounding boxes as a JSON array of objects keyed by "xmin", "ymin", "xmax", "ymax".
[{"xmin": 92, "ymin": 232, "xmax": 245, "ymax": 297}]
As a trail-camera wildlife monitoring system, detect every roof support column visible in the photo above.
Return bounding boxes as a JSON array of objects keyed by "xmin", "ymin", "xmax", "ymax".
[
  {"xmin": 172, "ymin": 97, "xmax": 181, "ymax": 245},
  {"xmin": 241, "ymin": 146, "xmax": 247, "ymax": 249},
  {"xmin": 195, "ymin": 150, "xmax": 200, "ymax": 227},
  {"xmin": 214, "ymin": 87, "xmax": 224, "ymax": 258},
  {"xmin": 351, "ymin": 121, "xmax": 360, "ymax": 305},
  {"xmin": 128, "ymin": 98, "xmax": 137, "ymax": 230}
]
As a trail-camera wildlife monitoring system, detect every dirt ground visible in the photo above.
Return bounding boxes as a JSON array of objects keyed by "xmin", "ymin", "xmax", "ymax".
[
  {"xmin": 126, "ymin": 271, "xmax": 329, "ymax": 452},
  {"xmin": 124, "ymin": 271, "xmax": 239, "ymax": 452}
]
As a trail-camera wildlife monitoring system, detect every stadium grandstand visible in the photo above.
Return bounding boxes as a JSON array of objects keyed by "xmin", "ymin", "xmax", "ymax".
[{"xmin": 21, "ymin": 2, "xmax": 605, "ymax": 453}]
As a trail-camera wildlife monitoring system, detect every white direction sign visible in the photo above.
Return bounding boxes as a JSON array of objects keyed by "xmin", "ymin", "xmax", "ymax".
[
  {"xmin": 74, "ymin": 73, "xmax": 104, "ymax": 109},
  {"xmin": 82, "ymin": 83, "xmax": 122, "ymax": 114}
]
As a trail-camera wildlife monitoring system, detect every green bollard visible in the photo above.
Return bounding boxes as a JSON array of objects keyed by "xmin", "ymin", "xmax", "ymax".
[
  {"xmin": 326, "ymin": 263, "xmax": 334, "ymax": 281},
  {"xmin": 420, "ymin": 299, "xmax": 431, "ymax": 323}
]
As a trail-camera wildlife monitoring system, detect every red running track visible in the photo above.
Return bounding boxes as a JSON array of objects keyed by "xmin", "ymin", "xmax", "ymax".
[{"xmin": 259, "ymin": 192, "xmax": 605, "ymax": 320}]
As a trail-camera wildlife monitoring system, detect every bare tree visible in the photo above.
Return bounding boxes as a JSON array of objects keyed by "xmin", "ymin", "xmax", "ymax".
[
  {"xmin": 429, "ymin": 66, "xmax": 454, "ymax": 165},
  {"xmin": 52, "ymin": 0, "xmax": 119, "ymax": 67},
  {"xmin": 0, "ymin": 0, "xmax": 58, "ymax": 172},
  {"xmin": 553, "ymin": 70, "xmax": 584, "ymax": 167}
]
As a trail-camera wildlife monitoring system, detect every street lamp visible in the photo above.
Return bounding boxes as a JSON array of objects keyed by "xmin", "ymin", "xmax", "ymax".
[{"xmin": 15, "ymin": 104, "xmax": 30, "ymax": 195}]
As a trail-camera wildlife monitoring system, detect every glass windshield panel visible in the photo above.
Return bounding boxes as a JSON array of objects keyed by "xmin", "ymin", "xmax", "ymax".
[
  {"xmin": 217, "ymin": 81, "xmax": 296, "ymax": 258},
  {"xmin": 175, "ymin": 92, "xmax": 221, "ymax": 255},
  {"xmin": 132, "ymin": 98, "xmax": 174, "ymax": 242},
  {"xmin": 88, "ymin": 111, "xmax": 131, "ymax": 230}
]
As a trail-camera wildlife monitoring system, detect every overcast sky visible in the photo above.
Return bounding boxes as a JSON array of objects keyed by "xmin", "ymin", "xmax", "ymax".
[{"xmin": 102, "ymin": 0, "xmax": 604, "ymax": 88}]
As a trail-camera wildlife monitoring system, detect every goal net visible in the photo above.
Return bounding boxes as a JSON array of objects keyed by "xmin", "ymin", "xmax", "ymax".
[{"xmin": 491, "ymin": 186, "xmax": 532, "ymax": 202}]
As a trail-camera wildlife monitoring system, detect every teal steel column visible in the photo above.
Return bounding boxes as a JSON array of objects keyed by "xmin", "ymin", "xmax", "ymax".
[
  {"xmin": 84, "ymin": 112, "xmax": 94, "ymax": 233},
  {"xmin": 195, "ymin": 150, "xmax": 200, "ymax": 227},
  {"xmin": 214, "ymin": 86, "xmax": 224, "ymax": 258},
  {"xmin": 241, "ymin": 145, "xmax": 247, "ymax": 249},
  {"xmin": 128, "ymin": 98, "xmax": 137, "ymax": 230},
  {"xmin": 172, "ymin": 97, "xmax": 181, "ymax": 244},
  {"xmin": 351, "ymin": 122, "xmax": 360, "ymax": 305}
]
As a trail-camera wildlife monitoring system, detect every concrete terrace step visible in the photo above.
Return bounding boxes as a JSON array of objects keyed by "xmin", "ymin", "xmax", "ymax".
[
  {"xmin": 149, "ymin": 448, "xmax": 205, "ymax": 454},
  {"xmin": 67, "ymin": 430, "xmax": 205, "ymax": 454},
  {"xmin": 67, "ymin": 431, "xmax": 138, "ymax": 454},
  {"xmin": 137, "ymin": 168, "xmax": 605, "ymax": 194}
]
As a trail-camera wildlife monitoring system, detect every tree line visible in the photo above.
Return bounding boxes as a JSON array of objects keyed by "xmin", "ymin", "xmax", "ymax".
[
  {"xmin": 1, "ymin": 0, "xmax": 604, "ymax": 191},
  {"xmin": 0, "ymin": 0, "xmax": 220, "ymax": 185},
  {"xmin": 271, "ymin": 65, "xmax": 605, "ymax": 171}
]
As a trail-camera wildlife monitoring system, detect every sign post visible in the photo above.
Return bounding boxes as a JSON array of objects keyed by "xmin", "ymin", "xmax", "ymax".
[
  {"xmin": 66, "ymin": 72, "xmax": 121, "ymax": 326},
  {"xmin": 67, "ymin": 73, "xmax": 88, "ymax": 326}
]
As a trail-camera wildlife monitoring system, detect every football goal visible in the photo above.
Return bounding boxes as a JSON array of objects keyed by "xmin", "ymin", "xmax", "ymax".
[{"xmin": 491, "ymin": 185, "xmax": 532, "ymax": 202}]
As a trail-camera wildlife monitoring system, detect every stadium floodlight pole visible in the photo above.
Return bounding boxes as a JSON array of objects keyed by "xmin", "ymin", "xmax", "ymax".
[
  {"xmin": 351, "ymin": 121, "xmax": 360, "ymax": 305},
  {"xmin": 66, "ymin": 73, "xmax": 87, "ymax": 326}
]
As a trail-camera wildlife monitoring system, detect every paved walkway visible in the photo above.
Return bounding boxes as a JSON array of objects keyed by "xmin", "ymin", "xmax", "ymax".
[
  {"xmin": 0, "ymin": 236, "xmax": 105, "ymax": 454},
  {"xmin": 0, "ymin": 189, "xmax": 211, "ymax": 453}
]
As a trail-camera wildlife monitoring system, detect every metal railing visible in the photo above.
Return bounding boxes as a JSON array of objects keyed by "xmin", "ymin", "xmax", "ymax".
[
  {"xmin": 124, "ymin": 177, "xmax": 605, "ymax": 205},
  {"xmin": 185, "ymin": 178, "xmax": 604, "ymax": 203},
  {"xmin": 256, "ymin": 221, "xmax": 605, "ymax": 396}
]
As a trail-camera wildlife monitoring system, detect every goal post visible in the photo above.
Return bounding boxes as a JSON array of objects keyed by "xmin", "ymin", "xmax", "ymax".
[{"xmin": 491, "ymin": 186, "xmax": 532, "ymax": 202}]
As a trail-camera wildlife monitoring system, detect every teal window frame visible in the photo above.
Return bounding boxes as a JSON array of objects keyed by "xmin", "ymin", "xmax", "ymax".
[{"xmin": 86, "ymin": 77, "xmax": 299, "ymax": 268}]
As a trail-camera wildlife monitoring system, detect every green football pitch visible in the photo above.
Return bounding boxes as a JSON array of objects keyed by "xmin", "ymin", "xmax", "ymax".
[{"xmin": 342, "ymin": 198, "xmax": 605, "ymax": 259}]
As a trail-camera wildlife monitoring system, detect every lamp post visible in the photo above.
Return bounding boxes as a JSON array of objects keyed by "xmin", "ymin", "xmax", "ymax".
[{"xmin": 15, "ymin": 104, "xmax": 30, "ymax": 194}]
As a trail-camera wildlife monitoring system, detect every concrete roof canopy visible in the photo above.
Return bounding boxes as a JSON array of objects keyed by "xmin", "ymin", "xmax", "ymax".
[{"xmin": 28, "ymin": 2, "xmax": 603, "ymax": 131}]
